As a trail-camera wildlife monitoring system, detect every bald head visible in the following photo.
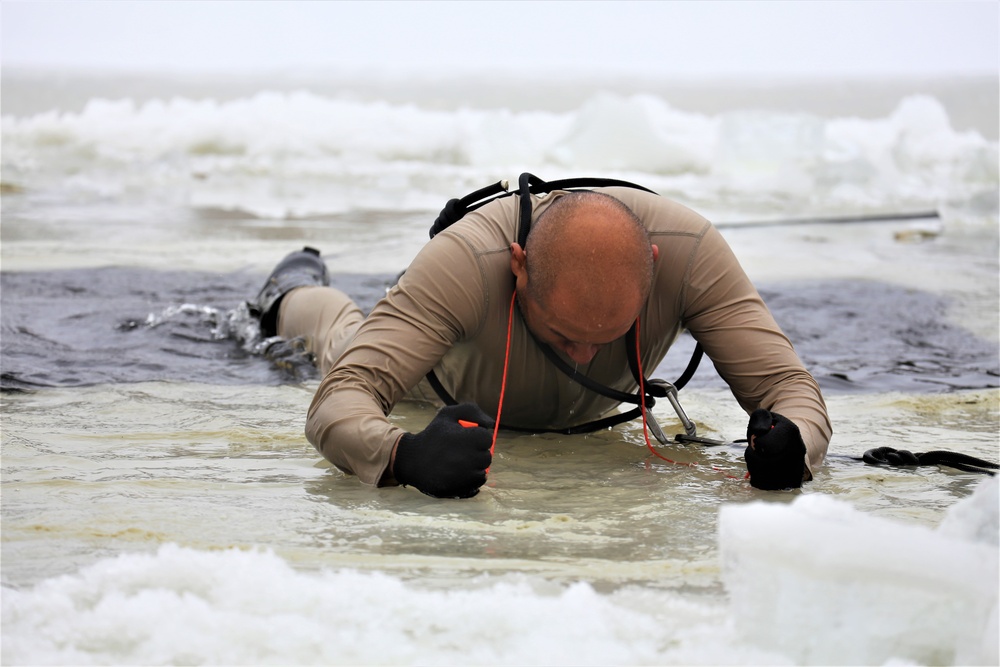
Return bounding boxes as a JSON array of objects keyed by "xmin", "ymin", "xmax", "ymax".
[
  {"xmin": 509, "ymin": 192, "xmax": 657, "ymax": 363},
  {"xmin": 524, "ymin": 192, "xmax": 654, "ymax": 312}
]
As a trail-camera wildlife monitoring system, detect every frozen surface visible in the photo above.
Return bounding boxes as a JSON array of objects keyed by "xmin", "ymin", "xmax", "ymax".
[
  {"xmin": 720, "ymin": 477, "xmax": 999, "ymax": 666},
  {"xmin": 2, "ymin": 71, "xmax": 997, "ymax": 666},
  {"xmin": 2, "ymin": 89, "xmax": 996, "ymax": 250},
  {"xmin": 5, "ymin": 479, "xmax": 996, "ymax": 665}
]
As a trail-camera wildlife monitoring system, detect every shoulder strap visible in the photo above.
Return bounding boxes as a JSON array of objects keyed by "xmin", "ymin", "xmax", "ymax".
[
  {"xmin": 426, "ymin": 324, "xmax": 704, "ymax": 435},
  {"xmin": 424, "ymin": 172, "xmax": 704, "ymax": 435},
  {"xmin": 429, "ymin": 179, "xmax": 512, "ymax": 239},
  {"xmin": 429, "ymin": 172, "xmax": 657, "ymax": 242},
  {"xmin": 514, "ymin": 172, "xmax": 657, "ymax": 247},
  {"xmin": 425, "ymin": 365, "xmax": 650, "ymax": 435}
]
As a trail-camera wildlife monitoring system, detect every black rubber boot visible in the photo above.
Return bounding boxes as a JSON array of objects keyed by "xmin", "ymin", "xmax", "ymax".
[{"xmin": 252, "ymin": 247, "xmax": 329, "ymax": 338}]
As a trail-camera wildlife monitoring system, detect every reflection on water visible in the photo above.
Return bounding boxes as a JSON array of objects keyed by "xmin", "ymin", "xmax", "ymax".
[
  {"xmin": 3, "ymin": 381, "xmax": 996, "ymax": 594},
  {"xmin": 2, "ymin": 255, "xmax": 997, "ymax": 593}
]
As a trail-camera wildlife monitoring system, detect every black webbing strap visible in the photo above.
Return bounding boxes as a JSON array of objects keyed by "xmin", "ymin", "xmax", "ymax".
[
  {"xmin": 431, "ymin": 171, "xmax": 659, "ymax": 243},
  {"xmin": 425, "ymin": 323, "xmax": 703, "ymax": 436},
  {"xmin": 672, "ymin": 342, "xmax": 704, "ymax": 391},
  {"xmin": 515, "ymin": 172, "xmax": 658, "ymax": 248},
  {"xmin": 430, "ymin": 179, "xmax": 513, "ymax": 239},
  {"xmin": 425, "ymin": 365, "xmax": 648, "ymax": 435},
  {"xmin": 538, "ymin": 325, "xmax": 648, "ymax": 406},
  {"xmin": 424, "ymin": 172, "xmax": 703, "ymax": 436},
  {"xmin": 862, "ymin": 447, "xmax": 998, "ymax": 475},
  {"xmin": 624, "ymin": 326, "xmax": 667, "ymax": 400},
  {"xmin": 425, "ymin": 369, "xmax": 457, "ymax": 407}
]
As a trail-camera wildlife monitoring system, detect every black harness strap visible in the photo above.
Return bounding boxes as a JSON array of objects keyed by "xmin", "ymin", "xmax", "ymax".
[
  {"xmin": 425, "ymin": 369, "xmax": 457, "ymax": 407},
  {"xmin": 424, "ymin": 172, "xmax": 704, "ymax": 435},
  {"xmin": 862, "ymin": 447, "xmax": 998, "ymax": 476},
  {"xmin": 425, "ymin": 370, "xmax": 650, "ymax": 435},
  {"xmin": 515, "ymin": 173, "xmax": 659, "ymax": 248},
  {"xmin": 430, "ymin": 179, "xmax": 513, "ymax": 239},
  {"xmin": 539, "ymin": 327, "xmax": 646, "ymax": 406},
  {"xmin": 671, "ymin": 342, "xmax": 704, "ymax": 391},
  {"xmin": 430, "ymin": 173, "xmax": 658, "ymax": 244},
  {"xmin": 426, "ymin": 326, "xmax": 699, "ymax": 435}
]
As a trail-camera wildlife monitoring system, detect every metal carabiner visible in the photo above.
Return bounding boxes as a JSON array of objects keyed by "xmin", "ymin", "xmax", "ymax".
[{"xmin": 646, "ymin": 378, "xmax": 732, "ymax": 446}]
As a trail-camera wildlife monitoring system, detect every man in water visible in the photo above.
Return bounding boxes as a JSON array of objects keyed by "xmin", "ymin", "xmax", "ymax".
[{"xmin": 253, "ymin": 185, "xmax": 832, "ymax": 497}]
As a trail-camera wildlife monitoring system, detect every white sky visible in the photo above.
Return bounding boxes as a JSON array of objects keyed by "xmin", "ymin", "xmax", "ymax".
[{"xmin": 1, "ymin": 0, "xmax": 997, "ymax": 78}]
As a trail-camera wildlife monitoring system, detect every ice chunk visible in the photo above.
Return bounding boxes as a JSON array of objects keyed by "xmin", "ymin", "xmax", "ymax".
[
  {"xmin": 938, "ymin": 476, "xmax": 999, "ymax": 546},
  {"xmin": 719, "ymin": 481, "xmax": 998, "ymax": 665}
]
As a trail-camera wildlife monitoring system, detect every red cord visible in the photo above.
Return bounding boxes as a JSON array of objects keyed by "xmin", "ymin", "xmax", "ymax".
[
  {"xmin": 491, "ymin": 303, "xmax": 741, "ymax": 481},
  {"xmin": 634, "ymin": 316, "xmax": 743, "ymax": 481},
  {"xmin": 635, "ymin": 317, "xmax": 683, "ymax": 466},
  {"xmin": 488, "ymin": 290, "xmax": 516, "ymax": 466}
]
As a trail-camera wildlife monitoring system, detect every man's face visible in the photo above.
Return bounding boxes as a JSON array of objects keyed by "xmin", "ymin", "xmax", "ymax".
[
  {"xmin": 509, "ymin": 238, "xmax": 654, "ymax": 366},
  {"xmin": 517, "ymin": 282, "xmax": 640, "ymax": 365}
]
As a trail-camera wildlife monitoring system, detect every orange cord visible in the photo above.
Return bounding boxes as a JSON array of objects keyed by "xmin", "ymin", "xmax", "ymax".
[
  {"xmin": 634, "ymin": 316, "xmax": 744, "ymax": 481},
  {"xmin": 487, "ymin": 290, "xmax": 517, "ymax": 468},
  {"xmin": 490, "ymin": 302, "xmax": 741, "ymax": 481}
]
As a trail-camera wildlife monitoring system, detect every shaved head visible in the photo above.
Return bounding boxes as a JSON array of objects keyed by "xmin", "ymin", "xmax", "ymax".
[
  {"xmin": 526, "ymin": 191, "xmax": 653, "ymax": 310},
  {"xmin": 510, "ymin": 191, "xmax": 657, "ymax": 364}
]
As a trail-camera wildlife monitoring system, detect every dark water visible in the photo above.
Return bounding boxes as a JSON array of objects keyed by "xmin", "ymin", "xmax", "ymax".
[
  {"xmin": 675, "ymin": 280, "xmax": 1000, "ymax": 394},
  {"xmin": 1, "ymin": 268, "xmax": 997, "ymax": 394},
  {"xmin": 0, "ymin": 268, "xmax": 394, "ymax": 390}
]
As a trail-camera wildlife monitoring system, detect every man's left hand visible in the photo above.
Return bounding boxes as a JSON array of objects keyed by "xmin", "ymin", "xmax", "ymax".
[{"xmin": 744, "ymin": 408, "xmax": 808, "ymax": 490}]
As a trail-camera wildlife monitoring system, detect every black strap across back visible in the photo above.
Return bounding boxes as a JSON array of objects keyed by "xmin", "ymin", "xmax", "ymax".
[{"xmin": 425, "ymin": 172, "xmax": 703, "ymax": 434}]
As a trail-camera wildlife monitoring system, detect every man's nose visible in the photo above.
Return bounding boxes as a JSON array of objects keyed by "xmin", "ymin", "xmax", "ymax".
[{"xmin": 561, "ymin": 342, "xmax": 601, "ymax": 365}]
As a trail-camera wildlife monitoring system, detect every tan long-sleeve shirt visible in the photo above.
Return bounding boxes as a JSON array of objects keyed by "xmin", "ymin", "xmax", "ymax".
[{"xmin": 302, "ymin": 187, "xmax": 832, "ymax": 485}]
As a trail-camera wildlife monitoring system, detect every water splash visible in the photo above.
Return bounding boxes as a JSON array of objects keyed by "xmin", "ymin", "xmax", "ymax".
[{"xmin": 128, "ymin": 299, "xmax": 318, "ymax": 380}]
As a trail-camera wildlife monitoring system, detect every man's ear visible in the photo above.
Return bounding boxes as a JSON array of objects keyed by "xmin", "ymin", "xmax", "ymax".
[
  {"xmin": 510, "ymin": 243, "xmax": 527, "ymax": 280},
  {"xmin": 651, "ymin": 244, "xmax": 659, "ymax": 262}
]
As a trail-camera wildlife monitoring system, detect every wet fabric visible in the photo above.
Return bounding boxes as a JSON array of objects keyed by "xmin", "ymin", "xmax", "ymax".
[{"xmin": 293, "ymin": 188, "xmax": 833, "ymax": 485}]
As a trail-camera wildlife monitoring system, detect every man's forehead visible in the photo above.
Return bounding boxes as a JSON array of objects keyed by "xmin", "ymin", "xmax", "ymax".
[{"xmin": 540, "ymin": 285, "xmax": 639, "ymax": 344}]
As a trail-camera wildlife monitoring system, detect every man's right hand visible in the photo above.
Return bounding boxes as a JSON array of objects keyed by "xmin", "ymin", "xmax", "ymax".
[
  {"xmin": 744, "ymin": 408, "xmax": 808, "ymax": 490},
  {"xmin": 392, "ymin": 403, "xmax": 495, "ymax": 499}
]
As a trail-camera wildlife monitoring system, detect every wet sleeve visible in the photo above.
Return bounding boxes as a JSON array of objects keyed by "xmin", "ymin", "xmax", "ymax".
[
  {"xmin": 680, "ymin": 225, "xmax": 833, "ymax": 473},
  {"xmin": 305, "ymin": 232, "xmax": 487, "ymax": 486}
]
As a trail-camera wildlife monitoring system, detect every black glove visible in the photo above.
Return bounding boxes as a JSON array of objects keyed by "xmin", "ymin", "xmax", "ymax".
[
  {"xmin": 744, "ymin": 408, "xmax": 808, "ymax": 490},
  {"xmin": 393, "ymin": 403, "xmax": 496, "ymax": 499}
]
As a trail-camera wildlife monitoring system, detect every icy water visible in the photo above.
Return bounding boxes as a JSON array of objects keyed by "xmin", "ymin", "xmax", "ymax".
[{"xmin": 1, "ymin": 71, "xmax": 998, "ymax": 665}]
